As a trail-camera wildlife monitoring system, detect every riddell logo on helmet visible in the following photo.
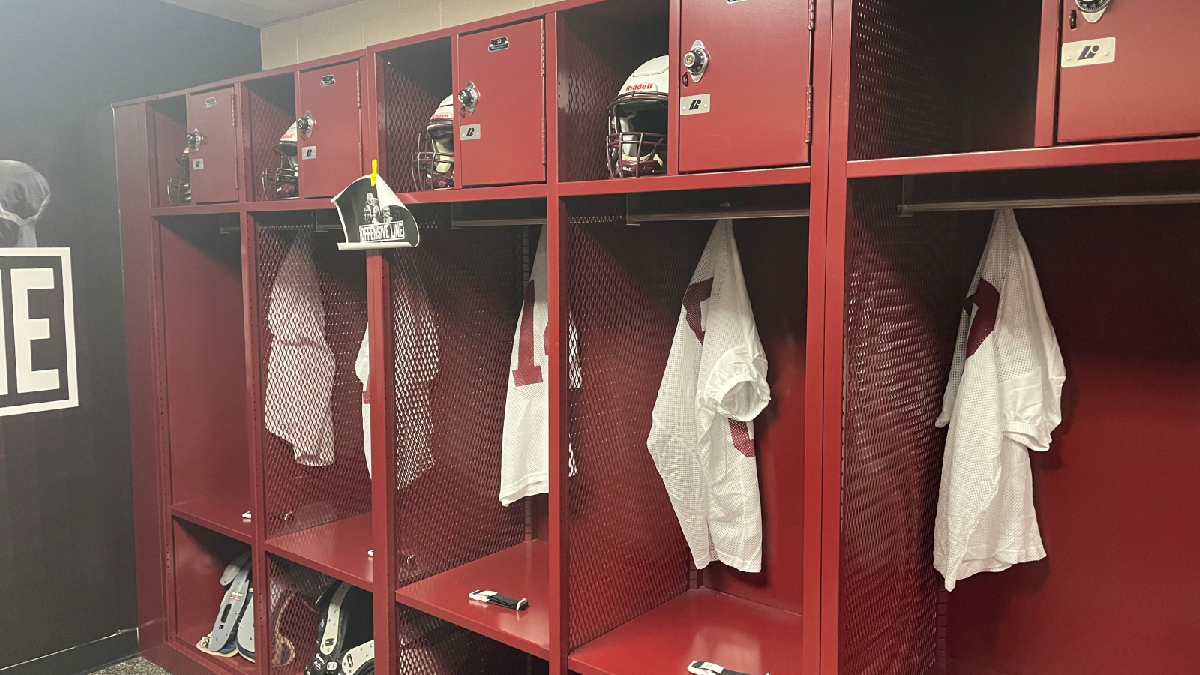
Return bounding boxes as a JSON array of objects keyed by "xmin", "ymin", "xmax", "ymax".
[{"xmin": 625, "ymin": 83, "xmax": 656, "ymax": 92}]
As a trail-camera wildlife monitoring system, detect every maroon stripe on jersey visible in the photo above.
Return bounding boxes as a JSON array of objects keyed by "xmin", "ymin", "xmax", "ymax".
[
  {"xmin": 729, "ymin": 419, "xmax": 755, "ymax": 457},
  {"xmin": 684, "ymin": 277, "xmax": 714, "ymax": 343},
  {"xmin": 966, "ymin": 279, "xmax": 1000, "ymax": 357},
  {"xmin": 513, "ymin": 279, "xmax": 544, "ymax": 385}
]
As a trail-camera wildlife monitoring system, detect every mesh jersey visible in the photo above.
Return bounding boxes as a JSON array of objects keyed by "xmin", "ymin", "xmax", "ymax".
[
  {"xmin": 355, "ymin": 328, "xmax": 371, "ymax": 476},
  {"xmin": 934, "ymin": 209, "xmax": 1065, "ymax": 591},
  {"xmin": 499, "ymin": 228, "xmax": 578, "ymax": 507},
  {"xmin": 265, "ymin": 230, "xmax": 335, "ymax": 466},
  {"xmin": 647, "ymin": 220, "xmax": 770, "ymax": 573},
  {"xmin": 392, "ymin": 256, "xmax": 439, "ymax": 488}
]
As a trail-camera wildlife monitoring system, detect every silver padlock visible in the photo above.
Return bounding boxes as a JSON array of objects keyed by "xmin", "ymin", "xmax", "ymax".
[{"xmin": 457, "ymin": 81, "xmax": 480, "ymax": 115}]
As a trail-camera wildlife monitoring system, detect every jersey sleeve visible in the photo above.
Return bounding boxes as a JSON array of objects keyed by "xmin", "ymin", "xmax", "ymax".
[
  {"xmin": 997, "ymin": 227, "xmax": 1066, "ymax": 452},
  {"xmin": 698, "ymin": 223, "xmax": 770, "ymax": 423}
]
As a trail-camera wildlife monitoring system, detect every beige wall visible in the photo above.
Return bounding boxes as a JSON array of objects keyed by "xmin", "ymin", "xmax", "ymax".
[{"xmin": 261, "ymin": 0, "xmax": 558, "ymax": 69}]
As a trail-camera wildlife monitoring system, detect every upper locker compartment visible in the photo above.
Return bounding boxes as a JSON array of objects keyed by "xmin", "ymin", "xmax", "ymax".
[
  {"xmin": 678, "ymin": 0, "xmax": 813, "ymax": 172},
  {"xmin": 186, "ymin": 87, "xmax": 240, "ymax": 204},
  {"xmin": 1057, "ymin": 0, "xmax": 1200, "ymax": 143},
  {"xmin": 455, "ymin": 20, "xmax": 547, "ymax": 187},
  {"xmin": 297, "ymin": 60, "xmax": 364, "ymax": 198}
]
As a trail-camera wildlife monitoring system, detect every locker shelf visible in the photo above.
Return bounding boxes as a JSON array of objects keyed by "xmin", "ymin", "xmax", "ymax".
[
  {"xmin": 264, "ymin": 512, "xmax": 374, "ymax": 588},
  {"xmin": 559, "ymin": 166, "xmax": 812, "ymax": 196},
  {"xmin": 151, "ymin": 203, "xmax": 241, "ymax": 218},
  {"xmin": 568, "ymin": 588, "xmax": 802, "ymax": 675},
  {"xmin": 172, "ymin": 498, "xmax": 253, "ymax": 543},
  {"xmin": 396, "ymin": 183, "xmax": 548, "ymax": 205},
  {"xmin": 846, "ymin": 133, "xmax": 1200, "ymax": 179},
  {"xmin": 395, "ymin": 540, "xmax": 550, "ymax": 659},
  {"xmin": 244, "ymin": 196, "xmax": 338, "ymax": 212},
  {"xmin": 170, "ymin": 634, "xmax": 256, "ymax": 675}
]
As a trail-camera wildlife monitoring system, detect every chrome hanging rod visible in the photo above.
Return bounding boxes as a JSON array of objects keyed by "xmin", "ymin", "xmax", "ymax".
[
  {"xmin": 627, "ymin": 207, "xmax": 811, "ymax": 223},
  {"xmin": 899, "ymin": 192, "xmax": 1200, "ymax": 216}
]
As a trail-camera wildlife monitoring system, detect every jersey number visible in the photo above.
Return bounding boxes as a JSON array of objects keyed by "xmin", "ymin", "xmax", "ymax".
[{"xmin": 513, "ymin": 280, "xmax": 547, "ymax": 386}]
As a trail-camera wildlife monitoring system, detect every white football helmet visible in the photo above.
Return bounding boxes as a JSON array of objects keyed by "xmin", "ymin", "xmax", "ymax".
[
  {"xmin": 412, "ymin": 95, "xmax": 455, "ymax": 190},
  {"xmin": 607, "ymin": 55, "xmax": 669, "ymax": 178},
  {"xmin": 0, "ymin": 160, "xmax": 50, "ymax": 247},
  {"xmin": 261, "ymin": 121, "xmax": 300, "ymax": 200}
]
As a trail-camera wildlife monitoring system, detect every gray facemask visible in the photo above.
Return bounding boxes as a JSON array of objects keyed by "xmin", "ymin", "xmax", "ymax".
[{"xmin": 0, "ymin": 160, "xmax": 51, "ymax": 248}]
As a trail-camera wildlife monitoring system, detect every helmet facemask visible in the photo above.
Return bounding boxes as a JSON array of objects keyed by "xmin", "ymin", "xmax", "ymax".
[
  {"xmin": 607, "ymin": 91, "xmax": 668, "ymax": 178},
  {"xmin": 412, "ymin": 118, "xmax": 454, "ymax": 190},
  {"xmin": 261, "ymin": 123, "xmax": 300, "ymax": 200},
  {"xmin": 167, "ymin": 148, "xmax": 192, "ymax": 206}
]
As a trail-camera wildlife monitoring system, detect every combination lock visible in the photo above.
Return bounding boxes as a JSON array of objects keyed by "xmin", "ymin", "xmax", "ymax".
[
  {"xmin": 684, "ymin": 40, "xmax": 710, "ymax": 83},
  {"xmin": 458, "ymin": 81, "xmax": 480, "ymax": 115}
]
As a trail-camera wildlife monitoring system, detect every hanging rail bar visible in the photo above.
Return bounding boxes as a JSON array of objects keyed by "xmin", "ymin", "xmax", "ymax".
[
  {"xmin": 627, "ymin": 207, "xmax": 811, "ymax": 223},
  {"xmin": 900, "ymin": 192, "xmax": 1200, "ymax": 215},
  {"xmin": 451, "ymin": 217, "xmax": 548, "ymax": 228}
]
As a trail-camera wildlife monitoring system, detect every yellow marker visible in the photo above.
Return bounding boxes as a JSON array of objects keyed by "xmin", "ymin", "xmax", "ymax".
[{"xmin": 371, "ymin": 159, "xmax": 378, "ymax": 186}]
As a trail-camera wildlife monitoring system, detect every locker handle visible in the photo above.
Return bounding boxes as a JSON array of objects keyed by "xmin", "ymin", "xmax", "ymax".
[{"xmin": 458, "ymin": 81, "xmax": 480, "ymax": 116}]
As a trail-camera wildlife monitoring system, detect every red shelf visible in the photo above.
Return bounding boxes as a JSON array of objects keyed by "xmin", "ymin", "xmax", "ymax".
[
  {"xmin": 265, "ymin": 512, "xmax": 374, "ymax": 588},
  {"xmin": 569, "ymin": 588, "xmax": 802, "ymax": 675},
  {"xmin": 846, "ymin": 135, "xmax": 1200, "ymax": 178},
  {"xmin": 172, "ymin": 632, "xmax": 256, "ymax": 675},
  {"xmin": 397, "ymin": 183, "xmax": 548, "ymax": 205},
  {"xmin": 172, "ymin": 498, "xmax": 253, "ymax": 543},
  {"xmin": 151, "ymin": 203, "xmax": 240, "ymax": 218},
  {"xmin": 560, "ymin": 166, "xmax": 812, "ymax": 197},
  {"xmin": 395, "ymin": 540, "xmax": 550, "ymax": 659},
  {"xmin": 244, "ymin": 196, "xmax": 338, "ymax": 212}
]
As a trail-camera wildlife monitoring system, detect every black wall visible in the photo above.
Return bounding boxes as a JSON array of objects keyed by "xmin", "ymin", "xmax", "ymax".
[{"xmin": 0, "ymin": 2, "xmax": 260, "ymax": 672}]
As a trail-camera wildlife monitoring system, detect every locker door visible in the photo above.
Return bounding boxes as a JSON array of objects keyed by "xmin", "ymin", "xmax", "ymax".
[
  {"xmin": 1057, "ymin": 0, "xmax": 1200, "ymax": 143},
  {"xmin": 678, "ymin": 0, "xmax": 811, "ymax": 173},
  {"xmin": 456, "ymin": 20, "xmax": 546, "ymax": 187},
  {"xmin": 297, "ymin": 61, "xmax": 363, "ymax": 198},
  {"xmin": 186, "ymin": 88, "xmax": 239, "ymax": 204}
]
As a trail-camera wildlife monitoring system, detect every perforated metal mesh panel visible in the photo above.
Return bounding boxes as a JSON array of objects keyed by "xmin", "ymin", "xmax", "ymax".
[
  {"xmin": 247, "ymin": 87, "xmax": 295, "ymax": 202},
  {"xmin": 848, "ymin": 0, "xmax": 957, "ymax": 161},
  {"xmin": 389, "ymin": 226, "xmax": 526, "ymax": 587},
  {"xmin": 381, "ymin": 43, "xmax": 452, "ymax": 193},
  {"xmin": 565, "ymin": 208, "xmax": 707, "ymax": 647},
  {"xmin": 839, "ymin": 178, "xmax": 988, "ymax": 675},
  {"xmin": 257, "ymin": 226, "xmax": 371, "ymax": 538},
  {"xmin": 395, "ymin": 605, "xmax": 546, "ymax": 675},
  {"xmin": 556, "ymin": 5, "xmax": 670, "ymax": 182},
  {"xmin": 264, "ymin": 555, "xmax": 338, "ymax": 675}
]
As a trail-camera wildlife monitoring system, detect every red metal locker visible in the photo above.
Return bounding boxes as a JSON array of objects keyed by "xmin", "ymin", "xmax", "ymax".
[
  {"xmin": 297, "ymin": 61, "xmax": 364, "ymax": 198},
  {"xmin": 1057, "ymin": 0, "xmax": 1200, "ymax": 143},
  {"xmin": 185, "ymin": 88, "xmax": 239, "ymax": 204},
  {"xmin": 678, "ymin": 0, "xmax": 812, "ymax": 173},
  {"xmin": 455, "ymin": 20, "xmax": 546, "ymax": 187}
]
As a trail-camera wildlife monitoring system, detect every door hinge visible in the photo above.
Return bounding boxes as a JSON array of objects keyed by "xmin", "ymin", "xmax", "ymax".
[
  {"xmin": 357, "ymin": 72, "xmax": 362, "ymax": 109},
  {"xmin": 805, "ymin": 85, "xmax": 813, "ymax": 144},
  {"xmin": 231, "ymin": 95, "xmax": 237, "ymax": 127},
  {"xmin": 808, "ymin": 0, "xmax": 816, "ymax": 31}
]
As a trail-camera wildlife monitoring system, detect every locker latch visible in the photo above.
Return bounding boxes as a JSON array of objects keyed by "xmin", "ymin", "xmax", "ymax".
[
  {"xmin": 297, "ymin": 111, "xmax": 315, "ymax": 139},
  {"xmin": 186, "ymin": 128, "xmax": 204, "ymax": 151},
  {"xmin": 458, "ymin": 81, "xmax": 480, "ymax": 115},
  {"xmin": 684, "ymin": 40, "xmax": 711, "ymax": 84}
]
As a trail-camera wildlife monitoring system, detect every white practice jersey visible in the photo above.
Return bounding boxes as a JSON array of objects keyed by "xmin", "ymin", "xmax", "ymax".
[
  {"xmin": 935, "ymin": 209, "xmax": 1065, "ymax": 591},
  {"xmin": 265, "ymin": 231, "xmax": 336, "ymax": 466},
  {"xmin": 499, "ymin": 229, "xmax": 578, "ymax": 507},
  {"xmin": 648, "ymin": 220, "xmax": 770, "ymax": 573},
  {"xmin": 355, "ymin": 328, "xmax": 371, "ymax": 477},
  {"xmin": 393, "ymin": 260, "xmax": 439, "ymax": 488}
]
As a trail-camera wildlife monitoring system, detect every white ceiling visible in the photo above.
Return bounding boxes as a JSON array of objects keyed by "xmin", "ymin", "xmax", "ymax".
[{"xmin": 157, "ymin": 0, "xmax": 366, "ymax": 27}]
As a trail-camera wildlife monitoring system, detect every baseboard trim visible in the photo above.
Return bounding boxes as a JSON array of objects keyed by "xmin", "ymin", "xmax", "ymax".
[{"xmin": 0, "ymin": 629, "xmax": 139, "ymax": 675}]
